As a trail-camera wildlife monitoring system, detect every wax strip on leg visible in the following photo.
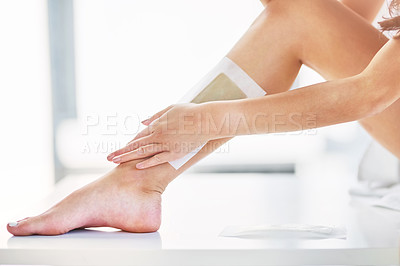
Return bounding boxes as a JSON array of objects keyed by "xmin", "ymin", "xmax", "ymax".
[
  {"xmin": 191, "ymin": 73, "xmax": 247, "ymax": 103},
  {"xmin": 168, "ymin": 57, "xmax": 266, "ymax": 170}
]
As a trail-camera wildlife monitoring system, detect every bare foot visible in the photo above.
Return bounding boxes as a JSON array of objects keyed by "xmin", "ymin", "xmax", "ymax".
[{"xmin": 7, "ymin": 160, "xmax": 172, "ymax": 236}]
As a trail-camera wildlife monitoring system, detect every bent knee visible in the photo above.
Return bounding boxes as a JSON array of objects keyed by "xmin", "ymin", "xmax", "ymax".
[{"xmin": 263, "ymin": 0, "xmax": 341, "ymax": 21}]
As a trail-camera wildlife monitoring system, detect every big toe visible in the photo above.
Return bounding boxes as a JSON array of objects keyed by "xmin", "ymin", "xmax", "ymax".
[{"xmin": 7, "ymin": 213, "xmax": 70, "ymax": 236}]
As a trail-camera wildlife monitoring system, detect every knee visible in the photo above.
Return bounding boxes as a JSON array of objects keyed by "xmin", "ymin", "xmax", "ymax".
[
  {"xmin": 262, "ymin": 0, "xmax": 304, "ymax": 12},
  {"xmin": 252, "ymin": 0, "xmax": 308, "ymax": 41},
  {"xmin": 256, "ymin": 0, "xmax": 343, "ymax": 44},
  {"xmin": 261, "ymin": 0, "xmax": 337, "ymax": 21},
  {"xmin": 255, "ymin": 0, "xmax": 305, "ymax": 29}
]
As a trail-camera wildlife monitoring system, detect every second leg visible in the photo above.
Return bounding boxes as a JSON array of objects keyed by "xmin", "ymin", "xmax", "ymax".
[{"xmin": 228, "ymin": 0, "xmax": 399, "ymax": 158}]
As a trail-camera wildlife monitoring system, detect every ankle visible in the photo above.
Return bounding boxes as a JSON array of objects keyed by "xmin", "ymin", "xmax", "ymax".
[{"xmin": 113, "ymin": 159, "xmax": 177, "ymax": 195}]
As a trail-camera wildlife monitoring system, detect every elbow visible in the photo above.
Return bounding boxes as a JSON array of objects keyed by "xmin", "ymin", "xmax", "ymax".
[
  {"xmin": 357, "ymin": 73, "xmax": 400, "ymax": 118},
  {"xmin": 365, "ymin": 98, "xmax": 387, "ymax": 118},
  {"xmin": 363, "ymin": 92, "xmax": 388, "ymax": 119}
]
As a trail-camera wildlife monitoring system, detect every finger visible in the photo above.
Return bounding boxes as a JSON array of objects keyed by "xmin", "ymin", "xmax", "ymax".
[
  {"xmin": 126, "ymin": 126, "xmax": 152, "ymax": 146},
  {"xmin": 112, "ymin": 144, "xmax": 166, "ymax": 164},
  {"xmin": 135, "ymin": 152, "xmax": 173, "ymax": 169},
  {"xmin": 107, "ymin": 127, "xmax": 150, "ymax": 162},
  {"xmin": 141, "ymin": 105, "xmax": 174, "ymax": 126},
  {"xmin": 107, "ymin": 136, "xmax": 154, "ymax": 160},
  {"xmin": 107, "ymin": 145, "xmax": 135, "ymax": 161}
]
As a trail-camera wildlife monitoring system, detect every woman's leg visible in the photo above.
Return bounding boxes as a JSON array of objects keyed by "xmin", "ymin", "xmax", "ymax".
[
  {"xmin": 8, "ymin": 0, "xmax": 398, "ymax": 236},
  {"xmin": 8, "ymin": 0, "xmax": 302, "ymax": 236},
  {"xmin": 229, "ymin": 0, "xmax": 399, "ymax": 158}
]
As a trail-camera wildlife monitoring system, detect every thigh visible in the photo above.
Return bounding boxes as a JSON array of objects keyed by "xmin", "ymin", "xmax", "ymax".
[
  {"xmin": 289, "ymin": 0, "xmax": 399, "ymax": 158},
  {"xmin": 229, "ymin": 0, "xmax": 399, "ymax": 158},
  {"xmin": 290, "ymin": 0, "xmax": 387, "ymax": 79}
]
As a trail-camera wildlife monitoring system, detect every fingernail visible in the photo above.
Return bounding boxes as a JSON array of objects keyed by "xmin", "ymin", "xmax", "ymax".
[
  {"xmin": 113, "ymin": 157, "xmax": 121, "ymax": 163},
  {"xmin": 141, "ymin": 119, "xmax": 149, "ymax": 124},
  {"xmin": 136, "ymin": 163, "xmax": 144, "ymax": 169},
  {"xmin": 107, "ymin": 154, "xmax": 114, "ymax": 161},
  {"xmin": 8, "ymin": 222, "xmax": 18, "ymax": 227}
]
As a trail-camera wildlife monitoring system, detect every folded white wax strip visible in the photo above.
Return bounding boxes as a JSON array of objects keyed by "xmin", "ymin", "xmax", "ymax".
[
  {"xmin": 169, "ymin": 143, "xmax": 206, "ymax": 170},
  {"xmin": 168, "ymin": 57, "xmax": 266, "ymax": 170},
  {"xmin": 219, "ymin": 224, "xmax": 347, "ymax": 239},
  {"xmin": 373, "ymin": 192, "xmax": 400, "ymax": 211},
  {"xmin": 349, "ymin": 182, "xmax": 400, "ymax": 197}
]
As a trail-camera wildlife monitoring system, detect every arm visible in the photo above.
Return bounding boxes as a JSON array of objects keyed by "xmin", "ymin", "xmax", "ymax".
[
  {"xmin": 340, "ymin": 0, "xmax": 385, "ymax": 23},
  {"xmin": 212, "ymin": 39, "xmax": 400, "ymax": 136},
  {"xmin": 108, "ymin": 39, "xmax": 400, "ymax": 169}
]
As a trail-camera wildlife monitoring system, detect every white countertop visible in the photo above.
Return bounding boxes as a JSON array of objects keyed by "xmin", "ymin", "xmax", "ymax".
[{"xmin": 1, "ymin": 171, "xmax": 399, "ymax": 265}]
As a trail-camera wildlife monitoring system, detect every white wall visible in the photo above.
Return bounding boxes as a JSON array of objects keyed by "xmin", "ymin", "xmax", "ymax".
[
  {"xmin": 63, "ymin": 0, "xmax": 370, "ymax": 172},
  {"xmin": 58, "ymin": 0, "xmax": 327, "ymax": 171},
  {"xmin": 0, "ymin": 0, "xmax": 53, "ymax": 222}
]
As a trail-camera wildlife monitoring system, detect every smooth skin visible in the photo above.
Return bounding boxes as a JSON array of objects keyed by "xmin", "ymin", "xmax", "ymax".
[
  {"xmin": 109, "ymin": 0, "xmax": 400, "ymax": 168},
  {"xmin": 8, "ymin": 0, "xmax": 399, "ymax": 236}
]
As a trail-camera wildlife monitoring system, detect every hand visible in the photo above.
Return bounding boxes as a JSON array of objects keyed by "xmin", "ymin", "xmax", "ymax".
[{"xmin": 107, "ymin": 103, "xmax": 218, "ymax": 169}]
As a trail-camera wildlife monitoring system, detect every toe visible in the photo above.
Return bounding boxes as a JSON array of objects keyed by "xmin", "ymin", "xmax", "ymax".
[
  {"xmin": 7, "ymin": 213, "xmax": 70, "ymax": 236},
  {"xmin": 7, "ymin": 217, "xmax": 35, "ymax": 236}
]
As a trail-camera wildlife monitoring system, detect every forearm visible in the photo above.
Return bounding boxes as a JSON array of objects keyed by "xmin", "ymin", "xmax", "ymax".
[
  {"xmin": 206, "ymin": 39, "xmax": 400, "ymax": 138},
  {"xmin": 206, "ymin": 76, "xmax": 368, "ymax": 137},
  {"xmin": 158, "ymin": 73, "xmax": 375, "ymax": 180}
]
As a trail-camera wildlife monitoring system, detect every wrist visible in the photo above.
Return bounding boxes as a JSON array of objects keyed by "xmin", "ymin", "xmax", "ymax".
[
  {"xmin": 204, "ymin": 99, "xmax": 262, "ymax": 137},
  {"xmin": 200, "ymin": 101, "xmax": 235, "ymax": 139}
]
